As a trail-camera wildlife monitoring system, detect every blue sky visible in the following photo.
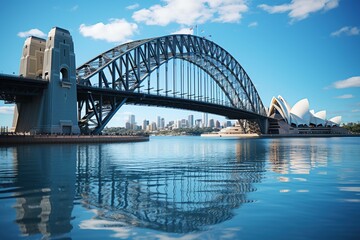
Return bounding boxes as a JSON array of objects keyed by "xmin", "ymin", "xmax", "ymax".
[{"xmin": 0, "ymin": 0, "xmax": 359, "ymax": 127}]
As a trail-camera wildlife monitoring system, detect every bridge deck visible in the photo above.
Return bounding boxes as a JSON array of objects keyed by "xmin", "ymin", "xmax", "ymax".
[
  {"xmin": 77, "ymin": 85, "xmax": 267, "ymax": 120},
  {"xmin": 0, "ymin": 74, "xmax": 48, "ymax": 102}
]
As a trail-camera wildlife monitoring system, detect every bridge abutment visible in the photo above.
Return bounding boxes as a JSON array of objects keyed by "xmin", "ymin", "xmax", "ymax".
[{"xmin": 13, "ymin": 27, "xmax": 80, "ymax": 134}]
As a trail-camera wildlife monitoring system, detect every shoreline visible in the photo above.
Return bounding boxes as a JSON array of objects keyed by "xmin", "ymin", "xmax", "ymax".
[
  {"xmin": 259, "ymin": 133, "xmax": 359, "ymax": 138},
  {"xmin": 0, "ymin": 134, "xmax": 149, "ymax": 145}
]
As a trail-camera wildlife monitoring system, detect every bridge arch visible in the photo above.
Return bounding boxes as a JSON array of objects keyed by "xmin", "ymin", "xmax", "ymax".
[{"xmin": 76, "ymin": 35, "xmax": 266, "ymax": 133}]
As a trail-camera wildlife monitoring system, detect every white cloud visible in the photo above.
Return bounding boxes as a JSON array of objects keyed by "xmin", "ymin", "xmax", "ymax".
[
  {"xmin": 336, "ymin": 94, "xmax": 354, "ymax": 99},
  {"xmin": 0, "ymin": 105, "xmax": 14, "ymax": 114},
  {"xmin": 132, "ymin": 0, "xmax": 249, "ymax": 26},
  {"xmin": 332, "ymin": 76, "xmax": 360, "ymax": 89},
  {"xmin": 331, "ymin": 26, "xmax": 359, "ymax": 37},
  {"xmin": 79, "ymin": 19, "xmax": 138, "ymax": 43},
  {"xmin": 248, "ymin": 21, "xmax": 258, "ymax": 28},
  {"xmin": 172, "ymin": 27, "xmax": 194, "ymax": 35},
  {"xmin": 17, "ymin": 28, "xmax": 46, "ymax": 38},
  {"xmin": 126, "ymin": 4, "xmax": 140, "ymax": 10},
  {"xmin": 258, "ymin": 0, "xmax": 339, "ymax": 22}
]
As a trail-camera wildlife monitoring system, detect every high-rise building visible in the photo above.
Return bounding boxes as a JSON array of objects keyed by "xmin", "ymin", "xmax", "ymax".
[
  {"xmin": 142, "ymin": 119, "xmax": 149, "ymax": 131},
  {"xmin": 150, "ymin": 122, "xmax": 157, "ymax": 131},
  {"xmin": 188, "ymin": 115, "xmax": 194, "ymax": 128},
  {"xmin": 215, "ymin": 120, "xmax": 221, "ymax": 128},
  {"xmin": 209, "ymin": 119, "xmax": 215, "ymax": 128},
  {"xmin": 129, "ymin": 114, "xmax": 135, "ymax": 125},
  {"xmin": 160, "ymin": 118, "xmax": 165, "ymax": 129},
  {"xmin": 202, "ymin": 113, "xmax": 208, "ymax": 128},
  {"xmin": 195, "ymin": 119, "xmax": 202, "ymax": 128},
  {"xmin": 157, "ymin": 116, "xmax": 161, "ymax": 129},
  {"xmin": 181, "ymin": 119, "xmax": 188, "ymax": 128}
]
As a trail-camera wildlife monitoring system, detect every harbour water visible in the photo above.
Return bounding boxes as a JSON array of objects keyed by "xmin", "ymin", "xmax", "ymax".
[{"xmin": 0, "ymin": 136, "xmax": 359, "ymax": 239}]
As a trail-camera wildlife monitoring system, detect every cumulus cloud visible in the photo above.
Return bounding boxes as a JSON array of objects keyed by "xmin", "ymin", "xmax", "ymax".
[
  {"xmin": 172, "ymin": 27, "xmax": 194, "ymax": 35},
  {"xmin": 336, "ymin": 94, "xmax": 354, "ymax": 99},
  {"xmin": 0, "ymin": 105, "xmax": 14, "ymax": 114},
  {"xmin": 248, "ymin": 21, "xmax": 258, "ymax": 28},
  {"xmin": 331, "ymin": 26, "xmax": 359, "ymax": 37},
  {"xmin": 79, "ymin": 19, "xmax": 138, "ymax": 43},
  {"xmin": 132, "ymin": 0, "xmax": 248, "ymax": 26},
  {"xmin": 258, "ymin": 0, "xmax": 339, "ymax": 22},
  {"xmin": 332, "ymin": 76, "xmax": 360, "ymax": 89},
  {"xmin": 17, "ymin": 28, "xmax": 46, "ymax": 38},
  {"xmin": 126, "ymin": 4, "xmax": 140, "ymax": 10}
]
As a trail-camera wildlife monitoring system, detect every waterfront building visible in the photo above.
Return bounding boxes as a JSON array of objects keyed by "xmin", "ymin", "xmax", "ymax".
[{"xmin": 268, "ymin": 95, "xmax": 347, "ymax": 135}]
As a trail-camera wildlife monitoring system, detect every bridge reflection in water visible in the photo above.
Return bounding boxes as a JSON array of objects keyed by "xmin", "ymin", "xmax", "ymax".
[
  {"xmin": 10, "ymin": 145, "xmax": 76, "ymax": 237},
  {"xmin": 76, "ymin": 140, "xmax": 266, "ymax": 233},
  {"xmin": 5, "ymin": 139, "xmax": 266, "ymax": 237}
]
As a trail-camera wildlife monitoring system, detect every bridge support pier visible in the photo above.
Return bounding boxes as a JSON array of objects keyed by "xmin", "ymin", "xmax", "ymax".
[
  {"xmin": 257, "ymin": 118, "xmax": 269, "ymax": 135},
  {"xmin": 13, "ymin": 27, "xmax": 80, "ymax": 134}
]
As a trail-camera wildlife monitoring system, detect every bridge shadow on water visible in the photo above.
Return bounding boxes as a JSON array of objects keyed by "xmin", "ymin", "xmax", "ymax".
[{"xmin": 1, "ymin": 139, "xmax": 268, "ymax": 238}]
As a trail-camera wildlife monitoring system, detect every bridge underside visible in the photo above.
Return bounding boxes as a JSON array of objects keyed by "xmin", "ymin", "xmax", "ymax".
[
  {"xmin": 0, "ymin": 74, "xmax": 47, "ymax": 103},
  {"xmin": 77, "ymin": 86, "xmax": 268, "ymax": 131}
]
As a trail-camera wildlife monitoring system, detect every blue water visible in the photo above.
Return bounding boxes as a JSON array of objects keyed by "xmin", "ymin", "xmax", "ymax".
[{"xmin": 0, "ymin": 136, "xmax": 359, "ymax": 239}]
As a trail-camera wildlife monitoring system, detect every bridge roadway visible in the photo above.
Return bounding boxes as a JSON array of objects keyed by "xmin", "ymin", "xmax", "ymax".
[
  {"xmin": 0, "ymin": 74, "xmax": 47, "ymax": 102},
  {"xmin": 0, "ymin": 73, "xmax": 268, "ymax": 126},
  {"xmin": 77, "ymin": 85, "xmax": 266, "ymax": 120}
]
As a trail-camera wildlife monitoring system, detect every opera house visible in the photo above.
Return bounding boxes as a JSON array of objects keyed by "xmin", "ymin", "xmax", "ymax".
[{"xmin": 267, "ymin": 96, "xmax": 348, "ymax": 135}]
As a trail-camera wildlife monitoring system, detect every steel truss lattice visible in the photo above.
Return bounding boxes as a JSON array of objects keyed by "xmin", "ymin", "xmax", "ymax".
[{"xmin": 76, "ymin": 35, "xmax": 267, "ymax": 134}]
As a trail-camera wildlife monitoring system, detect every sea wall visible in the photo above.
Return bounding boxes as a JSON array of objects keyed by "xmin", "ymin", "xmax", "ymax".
[{"xmin": 0, "ymin": 135, "xmax": 149, "ymax": 145}]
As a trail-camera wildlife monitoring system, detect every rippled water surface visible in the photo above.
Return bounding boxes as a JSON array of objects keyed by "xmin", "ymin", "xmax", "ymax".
[{"xmin": 0, "ymin": 136, "xmax": 359, "ymax": 239}]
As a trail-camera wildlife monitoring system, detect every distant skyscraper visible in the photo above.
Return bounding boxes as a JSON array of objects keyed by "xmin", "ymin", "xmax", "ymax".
[
  {"xmin": 215, "ymin": 120, "xmax": 221, "ymax": 128},
  {"xmin": 202, "ymin": 113, "xmax": 208, "ymax": 128},
  {"xmin": 188, "ymin": 115, "xmax": 194, "ymax": 128},
  {"xmin": 150, "ymin": 122, "xmax": 157, "ymax": 131},
  {"xmin": 209, "ymin": 119, "xmax": 215, "ymax": 128},
  {"xmin": 142, "ymin": 119, "xmax": 149, "ymax": 131},
  {"xmin": 160, "ymin": 118, "xmax": 165, "ymax": 129},
  {"xmin": 129, "ymin": 114, "xmax": 135, "ymax": 125},
  {"xmin": 157, "ymin": 116, "xmax": 161, "ymax": 129},
  {"xmin": 195, "ymin": 119, "xmax": 202, "ymax": 128}
]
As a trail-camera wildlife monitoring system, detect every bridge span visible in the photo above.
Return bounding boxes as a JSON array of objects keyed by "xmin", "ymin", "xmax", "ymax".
[{"xmin": 0, "ymin": 27, "xmax": 269, "ymax": 134}]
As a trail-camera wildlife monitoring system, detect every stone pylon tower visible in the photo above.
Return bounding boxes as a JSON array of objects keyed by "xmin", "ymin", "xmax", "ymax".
[
  {"xmin": 13, "ymin": 27, "xmax": 80, "ymax": 134},
  {"xmin": 41, "ymin": 27, "xmax": 80, "ymax": 134},
  {"xmin": 13, "ymin": 37, "xmax": 46, "ymax": 132}
]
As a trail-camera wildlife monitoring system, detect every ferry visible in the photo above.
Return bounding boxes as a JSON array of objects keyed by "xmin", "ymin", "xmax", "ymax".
[{"xmin": 200, "ymin": 125, "xmax": 259, "ymax": 138}]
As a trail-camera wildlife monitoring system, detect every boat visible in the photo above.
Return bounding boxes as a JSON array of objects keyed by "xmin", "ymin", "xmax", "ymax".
[{"xmin": 200, "ymin": 125, "xmax": 259, "ymax": 138}]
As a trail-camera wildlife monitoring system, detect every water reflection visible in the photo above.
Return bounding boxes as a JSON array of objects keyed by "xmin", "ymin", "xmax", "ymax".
[
  {"xmin": 268, "ymin": 138, "xmax": 329, "ymax": 174},
  {"xmin": 7, "ymin": 145, "xmax": 76, "ymax": 238},
  {"xmin": 76, "ymin": 139, "xmax": 266, "ymax": 233},
  {"xmin": 0, "ymin": 138, "xmax": 267, "ymax": 237}
]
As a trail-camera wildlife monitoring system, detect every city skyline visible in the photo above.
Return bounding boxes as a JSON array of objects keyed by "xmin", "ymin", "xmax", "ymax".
[
  {"xmin": 0, "ymin": 0, "xmax": 359, "ymax": 128},
  {"xmin": 122, "ymin": 113, "xmax": 231, "ymax": 131}
]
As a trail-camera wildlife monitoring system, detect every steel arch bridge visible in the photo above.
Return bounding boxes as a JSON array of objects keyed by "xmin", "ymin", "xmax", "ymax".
[{"xmin": 76, "ymin": 34, "xmax": 267, "ymax": 134}]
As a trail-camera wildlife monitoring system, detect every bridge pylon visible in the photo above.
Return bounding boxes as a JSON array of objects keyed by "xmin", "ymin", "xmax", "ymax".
[{"xmin": 13, "ymin": 27, "xmax": 80, "ymax": 134}]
